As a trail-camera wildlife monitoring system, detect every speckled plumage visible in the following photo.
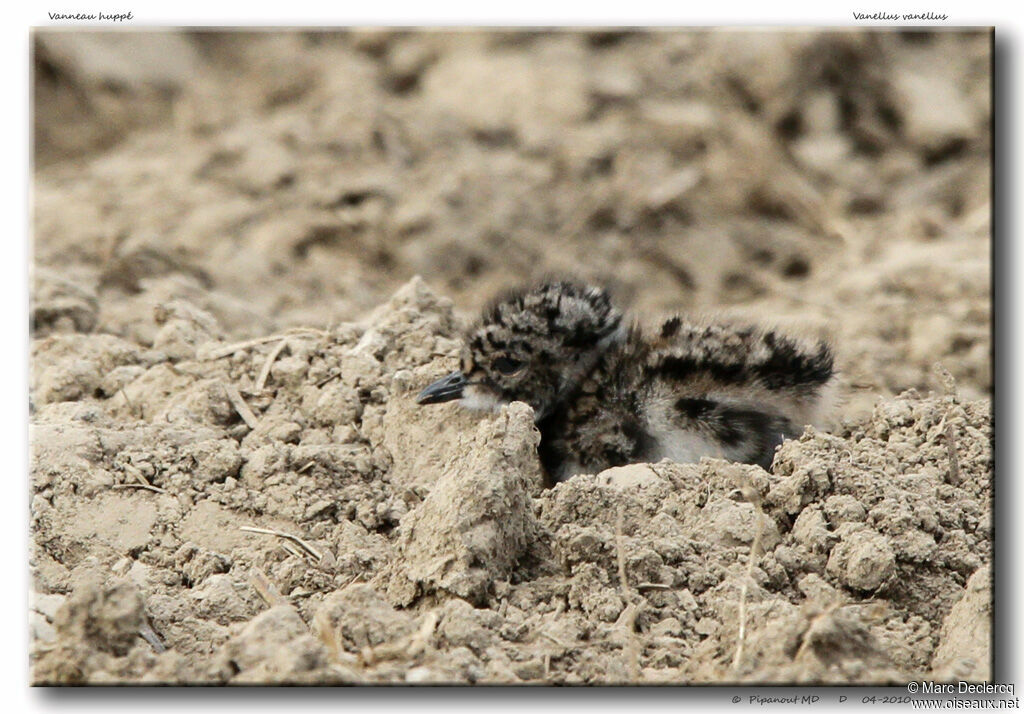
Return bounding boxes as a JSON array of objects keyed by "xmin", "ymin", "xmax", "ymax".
[{"xmin": 418, "ymin": 280, "xmax": 836, "ymax": 484}]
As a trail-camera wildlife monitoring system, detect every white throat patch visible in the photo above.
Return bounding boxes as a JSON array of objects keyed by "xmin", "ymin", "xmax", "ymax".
[{"xmin": 460, "ymin": 385, "xmax": 504, "ymax": 413}]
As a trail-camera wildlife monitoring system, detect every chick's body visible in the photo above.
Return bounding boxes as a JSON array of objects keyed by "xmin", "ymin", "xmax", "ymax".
[
  {"xmin": 418, "ymin": 281, "xmax": 836, "ymax": 484},
  {"xmin": 538, "ymin": 317, "xmax": 834, "ymax": 482}
]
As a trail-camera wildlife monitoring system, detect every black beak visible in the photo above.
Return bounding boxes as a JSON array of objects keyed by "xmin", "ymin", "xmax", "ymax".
[{"xmin": 417, "ymin": 371, "xmax": 467, "ymax": 405}]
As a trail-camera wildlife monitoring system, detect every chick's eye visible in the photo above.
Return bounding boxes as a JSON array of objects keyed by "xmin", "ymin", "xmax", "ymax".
[{"xmin": 492, "ymin": 356, "xmax": 522, "ymax": 375}]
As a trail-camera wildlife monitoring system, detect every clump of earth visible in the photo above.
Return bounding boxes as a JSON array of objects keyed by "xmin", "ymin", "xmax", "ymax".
[
  {"xmin": 29, "ymin": 278, "xmax": 992, "ymax": 684},
  {"xmin": 30, "ymin": 28, "xmax": 991, "ymax": 684}
]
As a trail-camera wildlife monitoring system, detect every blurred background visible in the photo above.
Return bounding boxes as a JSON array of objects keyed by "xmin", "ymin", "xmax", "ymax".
[{"xmin": 31, "ymin": 28, "xmax": 991, "ymax": 418}]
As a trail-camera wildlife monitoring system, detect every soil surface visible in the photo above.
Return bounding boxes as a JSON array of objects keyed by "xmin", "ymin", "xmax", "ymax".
[{"xmin": 30, "ymin": 28, "xmax": 992, "ymax": 685}]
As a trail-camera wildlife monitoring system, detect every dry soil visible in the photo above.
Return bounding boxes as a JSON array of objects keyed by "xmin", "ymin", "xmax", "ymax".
[{"xmin": 30, "ymin": 28, "xmax": 992, "ymax": 685}]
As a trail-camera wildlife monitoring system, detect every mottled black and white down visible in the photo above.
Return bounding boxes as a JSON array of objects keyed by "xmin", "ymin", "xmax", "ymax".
[{"xmin": 417, "ymin": 280, "xmax": 836, "ymax": 484}]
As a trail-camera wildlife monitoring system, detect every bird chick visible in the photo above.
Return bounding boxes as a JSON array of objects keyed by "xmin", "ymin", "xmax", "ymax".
[{"xmin": 418, "ymin": 280, "xmax": 836, "ymax": 484}]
